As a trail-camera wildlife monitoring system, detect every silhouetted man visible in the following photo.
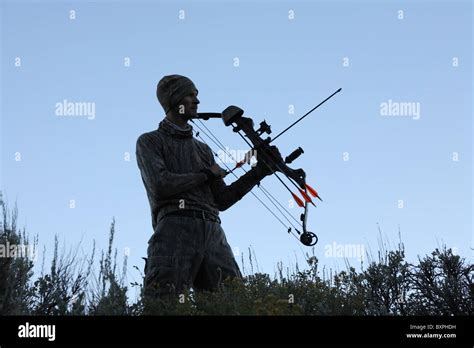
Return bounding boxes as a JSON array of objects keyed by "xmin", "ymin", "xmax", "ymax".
[{"xmin": 136, "ymin": 74, "xmax": 281, "ymax": 299}]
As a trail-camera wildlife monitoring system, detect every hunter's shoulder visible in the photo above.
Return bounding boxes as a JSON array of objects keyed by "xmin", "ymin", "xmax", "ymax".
[
  {"xmin": 136, "ymin": 129, "xmax": 163, "ymax": 148},
  {"xmin": 137, "ymin": 129, "xmax": 162, "ymax": 142}
]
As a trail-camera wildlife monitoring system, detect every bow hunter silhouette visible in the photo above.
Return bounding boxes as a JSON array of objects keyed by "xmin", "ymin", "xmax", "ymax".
[{"xmin": 136, "ymin": 74, "xmax": 341, "ymax": 299}]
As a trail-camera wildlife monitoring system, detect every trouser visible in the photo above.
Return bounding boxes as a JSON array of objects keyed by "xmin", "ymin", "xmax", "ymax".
[{"xmin": 143, "ymin": 214, "xmax": 242, "ymax": 299}]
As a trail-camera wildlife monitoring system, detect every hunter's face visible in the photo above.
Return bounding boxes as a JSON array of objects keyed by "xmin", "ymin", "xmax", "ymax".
[{"xmin": 177, "ymin": 90, "xmax": 200, "ymax": 118}]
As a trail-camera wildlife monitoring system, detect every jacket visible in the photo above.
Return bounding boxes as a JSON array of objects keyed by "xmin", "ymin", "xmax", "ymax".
[{"xmin": 136, "ymin": 118, "xmax": 267, "ymax": 231}]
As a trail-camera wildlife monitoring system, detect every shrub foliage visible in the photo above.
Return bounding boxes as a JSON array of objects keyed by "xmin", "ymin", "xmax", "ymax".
[{"xmin": 1, "ymin": 194, "xmax": 472, "ymax": 315}]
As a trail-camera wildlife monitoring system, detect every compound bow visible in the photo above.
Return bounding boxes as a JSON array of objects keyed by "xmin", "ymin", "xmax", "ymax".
[{"xmin": 191, "ymin": 88, "xmax": 341, "ymax": 246}]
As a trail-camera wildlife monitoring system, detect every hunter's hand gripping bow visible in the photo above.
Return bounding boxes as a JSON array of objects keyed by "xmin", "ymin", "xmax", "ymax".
[{"xmin": 191, "ymin": 87, "xmax": 342, "ymax": 246}]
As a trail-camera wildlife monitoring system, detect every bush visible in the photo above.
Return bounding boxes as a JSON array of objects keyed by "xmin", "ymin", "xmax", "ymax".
[{"xmin": 0, "ymin": 192, "xmax": 472, "ymax": 315}]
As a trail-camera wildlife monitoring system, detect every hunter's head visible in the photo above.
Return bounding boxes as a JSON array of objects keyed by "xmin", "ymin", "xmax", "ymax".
[{"xmin": 156, "ymin": 74, "xmax": 200, "ymax": 119}]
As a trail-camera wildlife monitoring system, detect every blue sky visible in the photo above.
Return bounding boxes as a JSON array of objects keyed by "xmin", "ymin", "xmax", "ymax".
[{"xmin": 1, "ymin": 0, "xmax": 472, "ymax": 286}]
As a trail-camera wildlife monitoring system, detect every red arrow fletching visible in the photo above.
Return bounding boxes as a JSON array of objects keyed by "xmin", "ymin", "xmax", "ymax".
[
  {"xmin": 299, "ymin": 189, "xmax": 312, "ymax": 203},
  {"xmin": 306, "ymin": 183, "xmax": 322, "ymax": 201},
  {"xmin": 299, "ymin": 189, "xmax": 317, "ymax": 207},
  {"xmin": 291, "ymin": 193, "xmax": 304, "ymax": 208}
]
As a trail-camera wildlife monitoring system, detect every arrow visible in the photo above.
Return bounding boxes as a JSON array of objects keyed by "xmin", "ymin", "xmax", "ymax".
[{"xmin": 270, "ymin": 88, "xmax": 342, "ymax": 143}]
